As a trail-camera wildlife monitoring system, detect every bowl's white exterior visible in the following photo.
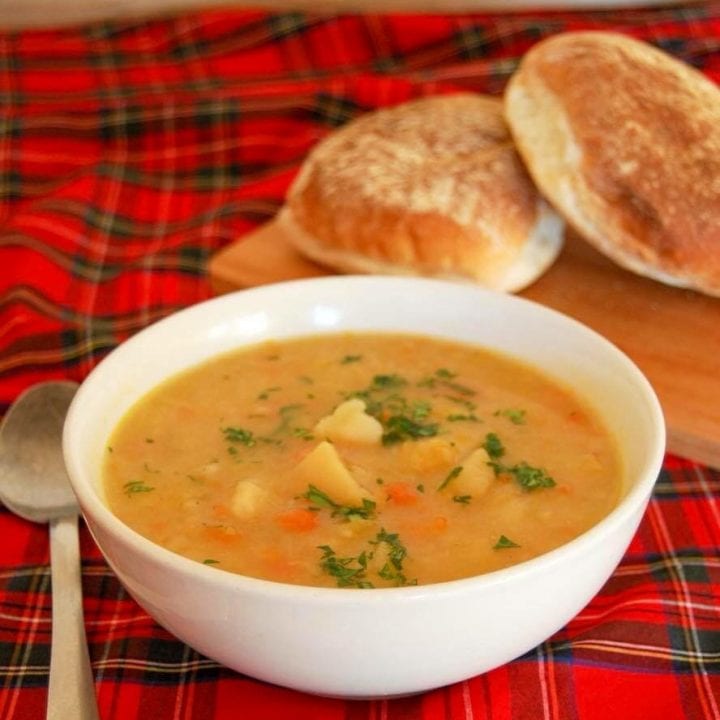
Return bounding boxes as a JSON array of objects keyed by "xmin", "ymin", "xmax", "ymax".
[{"xmin": 63, "ymin": 276, "xmax": 665, "ymax": 698}]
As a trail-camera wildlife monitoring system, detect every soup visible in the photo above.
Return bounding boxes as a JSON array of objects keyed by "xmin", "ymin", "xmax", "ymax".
[{"xmin": 103, "ymin": 332, "xmax": 622, "ymax": 588}]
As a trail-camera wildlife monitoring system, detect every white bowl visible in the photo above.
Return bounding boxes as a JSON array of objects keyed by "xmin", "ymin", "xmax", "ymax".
[{"xmin": 63, "ymin": 276, "xmax": 665, "ymax": 698}]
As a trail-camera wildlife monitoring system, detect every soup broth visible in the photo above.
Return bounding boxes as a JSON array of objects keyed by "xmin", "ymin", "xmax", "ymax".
[{"xmin": 103, "ymin": 332, "xmax": 622, "ymax": 588}]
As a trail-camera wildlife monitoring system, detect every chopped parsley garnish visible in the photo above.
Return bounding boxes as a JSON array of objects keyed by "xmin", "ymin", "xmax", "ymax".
[
  {"xmin": 372, "ymin": 374, "xmax": 407, "ymax": 390},
  {"xmin": 495, "ymin": 408, "xmax": 527, "ymax": 425},
  {"xmin": 453, "ymin": 495, "xmax": 472, "ymax": 504},
  {"xmin": 202, "ymin": 558, "xmax": 220, "ymax": 565},
  {"xmin": 291, "ymin": 427, "xmax": 314, "ymax": 440},
  {"xmin": 123, "ymin": 480, "xmax": 154, "ymax": 497},
  {"xmin": 223, "ymin": 426, "xmax": 256, "ymax": 447},
  {"xmin": 318, "ymin": 529, "xmax": 415, "ymax": 588},
  {"xmin": 301, "ymin": 485, "xmax": 376, "ymax": 520},
  {"xmin": 318, "ymin": 546, "xmax": 373, "ymax": 588},
  {"xmin": 272, "ymin": 404, "xmax": 305, "ymax": 435},
  {"xmin": 482, "ymin": 432, "xmax": 505, "ymax": 459},
  {"xmin": 435, "ymin": 368, "xmax": 457, "ymax": 379},
  {"xmin": 371, "ymin": 529, "xmax": 414, "ymax": 587},
  {"xmin": 341, "ymin": 354, "xmax": 363, "ymax": 364},
  {"xmin": 382, "ymin": 415, "xmax": 439, "ymax": 445},
  {"xmin": 349, "ymin": 376, "xmax": 438, "ymax": 445},
  {"xmin": 490, "ymin": 460, "xmax": 556, "ymax": 490},
  {"xmin": 493, "ymin": 535, "xmax": 520, "ymax": 550},
  {"xmin": 411, "ymin": 400, "xmax": 432, "ymax": 420},
  {"xmin": 438, "ymin": 465, "xmax": 463, "ymax": 490},
  {"xmin": 446, "ymin": 413, "xmax": 479, "ymax": 422},
  {"xmin": 418, "ymin": 369, "xmax": 475, "ymax": 397},
  {"xmin": 257, "ymin": 386, "xmax": 281, "ymax": 400}
]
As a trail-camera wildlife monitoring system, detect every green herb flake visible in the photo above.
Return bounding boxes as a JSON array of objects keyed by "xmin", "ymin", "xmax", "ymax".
[
  {"xmin": 318, "ymin": 529, "xmax": 416, "ymax": 588},
  {"xmin": 257, "ymin": 386, "xmax": 281, "ymax": 400},
  {"xmin": 382, "ymin": 415, "xmax": 439, "ymax": 445},
  {"xmin": 318, "ymin": 545, "xmax": 374, "ymax": 589},
  {"xmin": 496, "ymin": 461, "xmax": 556, "ymax": 491},
  {"xmin": 272, "ymin": 404, "xmax": 305, "ymax": 435},
  {"xmin": 372, "ymin": 374, "xmax": 407, "ymax": 390},
  {"xmin": 371, "ymin": 529, "xmax": 415, "ymax": 587},
  {"xmin": 435, "ymin": 368, "xmax": 457, "ymax": 379},
  {"xmin": 411, "ymin": 400, "xmax": 432, "ymax": 420},
  {"xmin": 482, "ymin": 432, "xmax": 505, "ymax": 459},
  {"xmin": 495, "ymin": 408, "xmax": 527, "ymax": 425},
  {"xmin": 444, "ymin": 395, "xmax": 477, "ymax": 411},
  {"xmin": 202, "ymin": 558, "xmax": 220, "ymax": 565},
  {"xmin": 453, "ymin": 495, "xmax": 472, "ymax": 504},
  {"xmin": 145, "ymin": 437, "xmax": 154, "ymax": 444},
  {"xmin": 341, "ymin": 354, "xmax": 363, "ymax": 364},
  {"xmin": 292, "ymin": 427, "xmax": 314, "ymax": 440},
  {"xmin": 447, "ymin": 413, "xmax": 479, "ymax": 422},
  {"xmin": 438, "ymin": 465, "xmax": 463, "ymax": 491},
  {"xmin": 493, "ymin": 535, "xmax": 520, "ymax": 550},
  {"xmin": 416, "ymin": 483, "xmax": 425, "ymax": 493},
  {"xmin": 302, "ymin": 485, "xmax": 376, "ymax": 520},
  {"xmin": 123, "ymin": 480, "xmax": 154, "ymax": 497},
  {"xmin": 222, "ymin": 426, "xmax": 256, "ymax": 447}
]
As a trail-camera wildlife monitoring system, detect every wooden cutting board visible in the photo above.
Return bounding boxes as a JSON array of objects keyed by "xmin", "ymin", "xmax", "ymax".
[{"xmin": 208, "ymin": 217, "xmax": 720, "ymax": 469}]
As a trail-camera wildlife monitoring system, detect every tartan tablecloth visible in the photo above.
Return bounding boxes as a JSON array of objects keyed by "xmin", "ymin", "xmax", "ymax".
[{"xmin": 1, "ymin": 3, "xmax": 719, "ymax": 718}]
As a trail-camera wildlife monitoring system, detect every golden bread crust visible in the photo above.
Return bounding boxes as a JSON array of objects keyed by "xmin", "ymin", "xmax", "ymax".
[
  {"xmin": 505, "ymin": 31, "xmax": 720, "ymax": 296},
  {"xmin": 284, "ymin": 93, "xmax": 564, "ymax": 292}
]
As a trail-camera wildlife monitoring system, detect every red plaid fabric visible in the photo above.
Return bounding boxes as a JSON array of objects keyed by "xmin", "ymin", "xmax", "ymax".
[{"xmin": 1, "ymin": 4, "xmax": 719, "ymax": 719}]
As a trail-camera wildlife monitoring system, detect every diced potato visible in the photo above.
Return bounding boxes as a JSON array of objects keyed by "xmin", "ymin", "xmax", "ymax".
[
  {"xmin": 230, "ymin": 479, "xmax": 267, "ymax": 520},
  {"xmin": 400, "ymin": 437, "xmax": 456, "ymax": 475},
  {"xmin": 444, "ymin": 447, "xmax": 495, "ymax": 497},
  {"xmin": 314, "ymin": 399, "xmax": 383, "ymax": 445},
  {"xmin": 288, "ymin": 440, "xmax": 367, "ymax": 505}
]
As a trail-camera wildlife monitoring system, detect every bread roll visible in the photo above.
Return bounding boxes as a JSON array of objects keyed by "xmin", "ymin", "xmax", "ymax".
[
  {"xmin": 504, "ymin": 31, "xmax": 720, "ymax": 297},
  {"xmin": 280, "ymin": 93, "xmax": 564, "ymax": 292}
]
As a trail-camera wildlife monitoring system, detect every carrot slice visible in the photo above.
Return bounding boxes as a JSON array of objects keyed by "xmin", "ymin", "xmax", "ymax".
[
  {"xmin": 386, "ymin": 481, "xmax": 419, "ymax": 506},
  {"xmin": 277, "ymin": 508, "xmax": 319, "ymax": 532}
]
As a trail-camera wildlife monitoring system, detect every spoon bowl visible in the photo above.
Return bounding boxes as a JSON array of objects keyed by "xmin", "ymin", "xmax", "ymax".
[
  {"xmin": 0, "ymin": 382, "xmax": 80, "ymax": 520},
  {"xmin": 0, "ymin": 381, "xmax": 99, "ymax": 720}
]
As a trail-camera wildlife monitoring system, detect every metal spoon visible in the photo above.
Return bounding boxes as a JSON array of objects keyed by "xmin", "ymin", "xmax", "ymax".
[{"xmin": 0, "ymin": 381, "xmax": 100, "ymax": 720}]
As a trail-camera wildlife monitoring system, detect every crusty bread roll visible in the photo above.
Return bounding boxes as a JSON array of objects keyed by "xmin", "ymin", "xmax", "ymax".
[
  {"xmin": 504, "ymin": 31, "xmax": 720, "ymax": 297},
  {"xmin": 280, "ymin": 93, "xmax": 564, "ymax": 292}
]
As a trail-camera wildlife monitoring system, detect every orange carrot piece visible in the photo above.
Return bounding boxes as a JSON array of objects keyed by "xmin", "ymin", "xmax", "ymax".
[
  {"xmin": 277, "ymin": 508, "xmax": 319, "ymax": 532},
  {"xmin": 386, "ymin": 481, "xmax": 419, "ymax": 506},
  {"xmin": 431, "ymin": 516, "xmax": 449, "ymax": 533}
]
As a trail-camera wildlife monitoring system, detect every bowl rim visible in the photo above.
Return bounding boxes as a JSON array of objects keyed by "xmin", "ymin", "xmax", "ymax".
[{"xmin": 63, "ymin": 275, "xmax": 667, "ymax": 602}]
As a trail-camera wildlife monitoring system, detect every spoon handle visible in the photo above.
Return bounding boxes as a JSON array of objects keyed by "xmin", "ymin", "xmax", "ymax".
[{"xmin": 47, "ymin": 514, "xmax": 100, "ymax": 720}]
